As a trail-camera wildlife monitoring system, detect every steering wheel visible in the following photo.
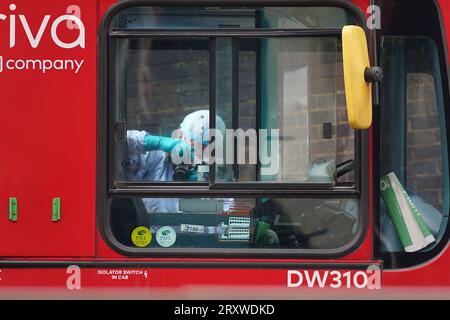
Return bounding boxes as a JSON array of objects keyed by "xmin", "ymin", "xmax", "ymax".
[{"xmin": 336, "ymin": 159, "xmax": 355, "ymax": 178}]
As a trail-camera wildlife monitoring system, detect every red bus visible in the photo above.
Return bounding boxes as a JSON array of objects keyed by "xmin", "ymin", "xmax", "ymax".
[{"xmin": 0, "ymin": 0, "xmax": 449, "ymax": 299}]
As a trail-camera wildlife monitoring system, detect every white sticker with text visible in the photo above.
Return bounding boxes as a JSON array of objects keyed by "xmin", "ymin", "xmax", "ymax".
[{"xmin": 180, "ymin": 224, "xmax": 205, "ymax": 233}]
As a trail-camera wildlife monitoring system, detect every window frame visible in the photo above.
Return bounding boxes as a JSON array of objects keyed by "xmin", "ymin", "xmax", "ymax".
[
  {"xmin": 109, "ymin": 32, "xmax": 359, "ymax": 193},
  {"xmin": 98, "ymin": 0, "xmax": 371, "ymax": 258},
  {"xmin": 107, "ymin": 13, "xmax": 362, "ymax": 194}
]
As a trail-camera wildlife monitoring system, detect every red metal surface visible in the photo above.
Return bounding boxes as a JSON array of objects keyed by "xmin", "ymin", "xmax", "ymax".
[
  {"xmin": 0, "ymin": 0, "xmax": 448, "ymax": 295},
  {"xmin": 94, "ymin": 0, "xmax": 375, "ymax": 263},
  {"xmin": 92, "ymin": 0, "xmax": 450, "ymax": 292}
]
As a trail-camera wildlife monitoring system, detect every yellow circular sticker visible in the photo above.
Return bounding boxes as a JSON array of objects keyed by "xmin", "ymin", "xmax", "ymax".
[{"xmin": 131, "ymin": 226, "xmax": 152, "ymax": 247}]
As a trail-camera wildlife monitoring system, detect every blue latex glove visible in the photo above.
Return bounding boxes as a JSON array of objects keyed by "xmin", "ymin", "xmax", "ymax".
[
  {"xmin": 187, "ymin": 169, "xmax": 198, "ymax": 182},
  {"xmin": 143, "ymin": 134, "xmax": 192, "ymax": 158}
]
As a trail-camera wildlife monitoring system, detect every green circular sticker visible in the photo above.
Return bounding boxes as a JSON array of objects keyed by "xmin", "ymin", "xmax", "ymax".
[
  {"xmin": 131, "ymin": 226, "xmax": 152, "ymax": 247},
  {"xmin": 156, "ymin": 226, "xmax": 177, "ymax": 247}
]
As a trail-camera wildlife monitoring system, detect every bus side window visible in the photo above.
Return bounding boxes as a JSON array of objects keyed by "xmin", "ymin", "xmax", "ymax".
[{"xmin": 380, "ymin": 37, "xmax": 449, "ymax": 253}]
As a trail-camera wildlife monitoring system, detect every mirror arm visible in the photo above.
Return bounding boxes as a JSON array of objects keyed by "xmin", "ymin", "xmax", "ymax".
[{"xmin": 364, "ymin": 66, "xmax": 384, "ymax": 83}]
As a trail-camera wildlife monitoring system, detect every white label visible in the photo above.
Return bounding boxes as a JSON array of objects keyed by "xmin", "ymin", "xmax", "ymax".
[
  {"xmin": 180, "ymin": 224, "xmax": 204, "ymax": 233},
  {"xmin": 156, "ymin": 226, "xmax": 177, "ymax": 248}
]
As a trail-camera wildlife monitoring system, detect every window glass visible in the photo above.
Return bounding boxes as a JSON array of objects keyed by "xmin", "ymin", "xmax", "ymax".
[
  {"xmin": 380, "ymin": 37, "xmax": 449, "ymax": 252},
  {"xmin": 112, "ymin": 7, "xmax": 356, "ymax": 30},
  {"xmin": 112, "ymin": 38, "xmax": 210, "ymax": 183},
  {"xmin": 110, "ymin": 197, "xmax": 359, "ymax": 250},
  {"xmin": 112, "ymin": 36, "xmax": 355, "ymax": 185},
  {"xmin": 406, "ymin": 72, "xmax": 446, "ymax": 211},
  {"xmin": 105, "ymin": 4, "xmax": 363, "ymax": 256}
]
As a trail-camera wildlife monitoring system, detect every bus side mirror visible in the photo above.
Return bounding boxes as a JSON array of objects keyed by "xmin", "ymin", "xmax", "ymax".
[{"xmin": 342, "ymin": 26, "xmax": 383, "ymax": 130}]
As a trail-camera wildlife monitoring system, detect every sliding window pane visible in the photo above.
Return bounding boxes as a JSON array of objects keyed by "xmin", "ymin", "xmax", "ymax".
[
  {"xmin": 112, "ymin": 38, "xmax": 210, "ymax": 184},
  {"xmin": 215, "ymin": 37, "xmax": 353, "ymax": 184}
]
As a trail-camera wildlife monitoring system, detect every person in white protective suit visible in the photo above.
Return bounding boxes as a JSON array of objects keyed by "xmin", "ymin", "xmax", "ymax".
[{"xmin": 125, "ymin": 110, "xmax": 226, "ymax": 213}]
